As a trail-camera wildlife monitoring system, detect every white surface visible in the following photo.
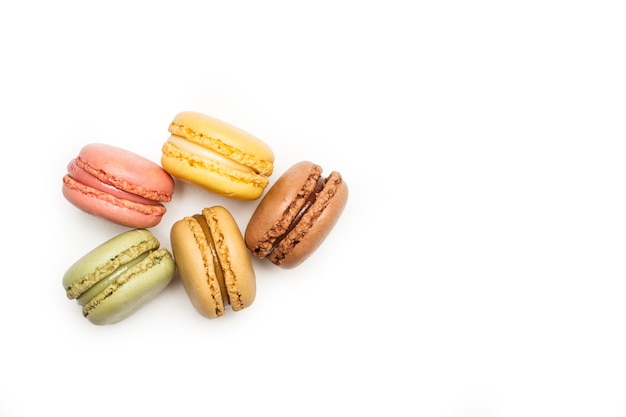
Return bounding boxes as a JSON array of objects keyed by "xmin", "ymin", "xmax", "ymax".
[{"xmin": 1, "ymin": 0, "xmax": 625, "ymax": 416}]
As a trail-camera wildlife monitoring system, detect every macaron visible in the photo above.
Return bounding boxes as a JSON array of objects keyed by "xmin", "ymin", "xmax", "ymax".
[
  {"xmin": 161, "ymin": 111, "xmax": 274, "ymax": 200},
  {"xmin": 63, "ymin": 143, "xmax": 175, "ymax": 228},
  {"xmin": 245, "ymin": 161, "xmax": 348, "ymax": 269},
  {"xmin": 63, "ymin": 229, "xmax": 175, "ymax": 325},
  {"xmin": 170, "ymin": 206, "xmax": 256, "ymax": 319}
]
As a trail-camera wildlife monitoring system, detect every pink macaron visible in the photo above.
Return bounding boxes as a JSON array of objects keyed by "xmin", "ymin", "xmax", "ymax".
[{"xmin": 62, "ymin": 143, "xmax": 175, "ymax": 228}]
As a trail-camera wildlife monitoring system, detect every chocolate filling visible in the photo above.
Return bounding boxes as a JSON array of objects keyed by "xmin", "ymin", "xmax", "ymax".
[
  {"xmin": 193, "ymin": 214, "xmax": 229, "ymax": 305},
  {"xmin": 267, "ymin": 176, "xmax": 325, "ymax": 255}
]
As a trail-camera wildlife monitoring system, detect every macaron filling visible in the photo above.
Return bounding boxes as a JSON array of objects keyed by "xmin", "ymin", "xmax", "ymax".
[
  {"xmin": 77, "ymin": 252, "xmax": 149, "ymax": 306},
  {"xmin": 82, "ymin": 248, "xmax": 173, "ymax": 318},
  {"xmin": 64, "ymin": 236, "xmax": 160, "ymax": 299},
  {"xmin": 66, "ymin": 159, "xmax": 162, "ymax": 206},
  {"xmin": 167, "ymin": 135, "xmax": 255, "ymax": 175},
  {"xmin": 193, "ymin": 214, "xmax": 229, "ymax": 305},
  {"xmin": 265, "ymin": 177, "xmax": 325, "ymax": 256}
]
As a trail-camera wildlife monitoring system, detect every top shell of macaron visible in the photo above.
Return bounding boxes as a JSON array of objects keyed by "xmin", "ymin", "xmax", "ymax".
[
  {"xmin": 168, "ymin": 111, "xmax": 274, "ymax": 177},
  {"xmin": 76, "ymin": 143, "xmax": 174, "ymax": 202}
]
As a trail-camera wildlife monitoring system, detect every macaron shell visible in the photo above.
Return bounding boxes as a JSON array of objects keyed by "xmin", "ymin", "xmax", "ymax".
[
  {"xmin": 171, "ymin": 216, "xmax": 226, "ymax": 318},
  {"xmin": 67, "ymin": 159, "xmax": 159, "ymax": 206},
  {"xmin": 63, "ymin": 175, "xmax": 167, "ymax": 228},
  {"xmin": 169, "ymin": 111, "xmax": 274, "ymax": 176},
  {"xmin": 270, "ymin": 171, "xmax": 348, "ymax": 268},
  {"xmin": 77, "ymin": 143, "xmax": 174, "ymax": 202},
  {"xmin": 161, "ymin": 141, "xmax": 269, "ymax": 200},
  {"xmin": 84, "ymin": 249, "xmax": 175, "ymax": 325},
  {"xmin": 204, "ymin": 206, "xmax": 255, "ymax": 311}
]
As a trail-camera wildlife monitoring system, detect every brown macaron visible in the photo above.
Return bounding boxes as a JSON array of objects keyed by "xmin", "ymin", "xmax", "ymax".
[
  {"xmin": 244, "ymin": 161, "xmax": 348, "ymax": 268},
  {"xmin": 170, "ymin": 206, "xmax": 256, "ymax": 318}
]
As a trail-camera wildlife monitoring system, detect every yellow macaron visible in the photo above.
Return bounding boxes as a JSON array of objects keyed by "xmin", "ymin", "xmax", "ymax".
[{"xmin": 161, "ymin": 111, "xmax": 274, "ymax": 200}]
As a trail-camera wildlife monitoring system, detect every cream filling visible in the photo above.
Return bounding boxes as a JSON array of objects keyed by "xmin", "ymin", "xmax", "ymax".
[
  {"xmin": 268, "ymin": 177, "xmax": 325, "ymax": 255},
  {"xmin": 167, "ymin": 135, "xmax": 254, "ymax": 173},
  {"xmin": 193, "ymin": 214, "xmax": 229, "ymax": 306}
]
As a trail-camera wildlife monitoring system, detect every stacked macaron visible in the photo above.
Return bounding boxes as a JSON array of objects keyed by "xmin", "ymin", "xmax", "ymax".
[
  {"xmin": 162, "ymin": 111, "xmax": 274, "ymax": 200},
  {"xmin": 63, "ymin": 143, "xmax": 175, "ymax": 228},
  {"xmin": 63, "ymin": 229, "xmax": 175, "ymax": 325},
  {"xmin": 62, "ymin": 110, "xmax": 347, "ymax": 325},
  {"xmin": 245, "ymin": 161, "xmax": 348, "ymax": 269}
]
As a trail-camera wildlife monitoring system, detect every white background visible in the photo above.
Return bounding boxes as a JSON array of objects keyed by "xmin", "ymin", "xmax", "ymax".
[{"xmin": 1, "ymin": 1, "xmax": 625, "ymax": 416}]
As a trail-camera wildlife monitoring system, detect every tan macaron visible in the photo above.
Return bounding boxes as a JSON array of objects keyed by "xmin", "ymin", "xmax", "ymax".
[{"xmin": 170, "ymin": 206, "xmax": 256, "ymax": 318}]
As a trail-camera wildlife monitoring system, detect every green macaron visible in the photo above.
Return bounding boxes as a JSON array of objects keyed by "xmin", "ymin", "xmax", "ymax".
[{"xmin": 63, "ymin": 229, "xmax": 175, "ymax": 325}]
